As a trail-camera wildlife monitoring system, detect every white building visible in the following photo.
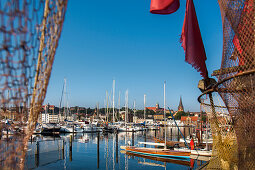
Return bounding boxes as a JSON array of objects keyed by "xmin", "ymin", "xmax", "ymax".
[
  {"xmin": 41, "ymin": 113, "xmax": 59, "ymax": 123},
  {"xmin": 41, "ymin": 113, "xmax": 49, "ymax": 123}
]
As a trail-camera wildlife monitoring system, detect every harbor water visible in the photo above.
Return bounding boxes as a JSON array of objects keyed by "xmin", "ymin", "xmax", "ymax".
[{"xmin": 24, "ymin": 127, "xmax": 207, "ymax": 169}]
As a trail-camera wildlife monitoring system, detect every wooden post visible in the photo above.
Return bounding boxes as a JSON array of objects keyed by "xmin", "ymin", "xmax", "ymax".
[
  {"xmin": 170, "ymin": 128, "xmax": 172, "ymax": 140},
  {"xmin": 163, "ymin": 128, "xmax": 165, "ymax": 139},
  {"xmin": 62, "ymin": 140, "xmax": 65, "ymax": 150},
  {"xmin": 144, "ymin": 131, "xmax": 146, "ymax": 147},
  {"xmin": 177, "ymin": 129, "xmax": 180, "ymax": 141},
  {"xmin": 35, "ymin": 141, "xmax": 39, "ymax": 155},
  {"xmin": 69, "ymin": 135, "xmax": 72, "ymax": 162},
  {"xmin": 116, "ymin": 133, "xmax": 118, "ymax": 163},
  {"xmin": 97, "ymin": 132, "xmax": 100, "ymax": 169},
  {"xmin": 70, "ymin": 135, "xmax": 72, "ymax": 147},
  {"xmin": 200, "ymin": 121, "xmax": 203, "ymax": 144},
  {"xmin": 35, "ymin": 141, "xmax": 39, "ymax": 167},
  {"xmin": 62, "ymin": 140, "xmax": 65, "ymax": 160},
  {"xmin": 132, "ymin": 129, "xmax": 134, "ymax": 146}
]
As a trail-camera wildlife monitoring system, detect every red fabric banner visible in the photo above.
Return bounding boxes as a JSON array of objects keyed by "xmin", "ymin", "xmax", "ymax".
[
  {"xmin": 150, "ymin": 0, "xmax": 180, "ymax": 14},
  {"xmin": 190, "ymin": 138, "xmax": 195, "ymax": 150},
  {"xmin": 180, "ymin": 0, "xmax": 208, "ymax": 79}
]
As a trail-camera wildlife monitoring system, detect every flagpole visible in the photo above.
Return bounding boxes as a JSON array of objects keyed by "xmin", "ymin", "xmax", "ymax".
[
  {"xmin": 144, "ymin": 94, "xmax": 146, "ymax": 125},
  {"xmin": 134, "ymin": 100, "xmax": 136, "ymax": 123},
  {"xmin": 113, "ymin": 79, "xmax": 115, "ymax": 123},
  {"xmin": 164, "ymin": 81, "xmax": 166, "ymax": 149}
]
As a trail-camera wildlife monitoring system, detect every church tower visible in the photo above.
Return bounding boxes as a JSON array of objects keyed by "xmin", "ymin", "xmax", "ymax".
[
  {"xmin": 156, "ymin": 103, "xmax": 159, "ymax": 109},
  {"xmin": 178, "ymin": 96, "xmax": 184, "ymax": 112}
]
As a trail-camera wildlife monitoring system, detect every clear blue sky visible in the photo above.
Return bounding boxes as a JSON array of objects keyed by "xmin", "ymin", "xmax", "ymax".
[{"xmin": 44, "ymin": 0, "xmax": 223, "ymax": 111}]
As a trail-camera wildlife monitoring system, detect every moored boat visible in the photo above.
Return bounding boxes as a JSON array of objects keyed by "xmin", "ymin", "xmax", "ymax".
[
  {"xmin": 121, "ymin": 145, "xmax": 191, "ymax": 160},
  {"xmin": 154, "ymin": 138, "xmax": 187, "ymax": 148},
  {"xmin": 122, "ymin": 150, "xmax": 192, "ymax": 167},
  {"xmin": 41, "ymin": 123, "xmax": 61, "ymax": 134},
  {"xmin": 83, "ymin": 124, "xmax": 102, "ymax": 133},
  {"xmin": 174, "ymin": 148, "xmax": 212, "ymax": 157}
]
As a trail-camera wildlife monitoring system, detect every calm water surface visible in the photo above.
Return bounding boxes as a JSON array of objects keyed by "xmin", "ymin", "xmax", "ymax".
[{"xmin": 25, "ymin": 127, "xmax": 206, "ymax": 170}]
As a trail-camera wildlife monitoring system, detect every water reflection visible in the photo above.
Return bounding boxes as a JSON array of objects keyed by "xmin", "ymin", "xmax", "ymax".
[{"xmin": 25, "ymin": 127, "xmax": 206, "ymax": 170}]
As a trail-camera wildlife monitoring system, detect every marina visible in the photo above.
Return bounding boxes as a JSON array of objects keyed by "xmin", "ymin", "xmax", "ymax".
[{"xmin": 22, "ymin": 128, "xmax": 208, "ymax": 169}]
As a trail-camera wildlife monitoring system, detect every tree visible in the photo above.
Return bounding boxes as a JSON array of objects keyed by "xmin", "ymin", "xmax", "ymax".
[
  {"xmin": 146, "ymin": 109, "xmax": 155, "ymax": 115},
  {"xmin": 174, "ymin": 111, "xmax": 189, "ymax": 120},
  {"xmin": 135, "ymin": 110, "xmax": 145, "ymax": 118},
  {"xmin": 201, "ymin": 112, "xmax": 207, "ymax": 122}
]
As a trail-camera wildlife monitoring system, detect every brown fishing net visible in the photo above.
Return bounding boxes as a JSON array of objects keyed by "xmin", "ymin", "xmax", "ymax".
[
  {"xmin": 199, "ymin": 0, "xmax": 254, "ymax": 169},
  {"xmin": 200, "ymin": 93, "xmax": 238, "ymax": 169},
  {"xmin": 0, "ymin": 0, "xmax": 67, "ymax": 169}
]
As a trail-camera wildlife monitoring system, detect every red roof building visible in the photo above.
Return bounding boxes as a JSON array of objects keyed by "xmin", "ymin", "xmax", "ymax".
[
  {"xmin": 181, "ymin": 116, "xmax": 198, "ymax": 125},
  {"xmin": 147, "ymin": 103, "xmax": 168, "ymax": 113}
]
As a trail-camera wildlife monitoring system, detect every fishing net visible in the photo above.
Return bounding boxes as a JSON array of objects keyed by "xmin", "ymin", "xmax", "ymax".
[
  {"xmin": 199, "ymin": 0, "xmax": 254, "ymax": 169},
  {"xmin": 0, "ymin": 0, "xmax": 67, "ymax": 169},
  {"xmin": 199, "ymin": 93, "xmax": 238, "ymax": 169}
]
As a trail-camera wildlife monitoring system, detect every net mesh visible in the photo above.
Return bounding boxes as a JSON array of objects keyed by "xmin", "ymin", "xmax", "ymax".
[
  {"xmin": 0, "ymin": 0, "xmax": 67, "ymax": 169},
  {"xmin": 199, "ymin": 0, "xmax": 255, "ymax": 169},
  {"xmin": 200, "ymin": 93, "xmax": 238, "ymax": 169}
]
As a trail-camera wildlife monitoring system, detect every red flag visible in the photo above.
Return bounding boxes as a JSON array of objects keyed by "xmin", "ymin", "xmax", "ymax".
[
  {"xmin": 150, "ymin": 0, "xmax": 180, "ymax": 14},
  {"xmin": 180, "ymin": 0, "xmax": 208, "ymax": 79},
  {"xmin": 190, "ymin": 137, "xmax": 195, "ymax": 150}
]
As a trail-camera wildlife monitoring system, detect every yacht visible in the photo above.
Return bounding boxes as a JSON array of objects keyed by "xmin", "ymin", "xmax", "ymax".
[{"xmin": 41, "ymin": 123, "xmax": 61, "ymax": 134}]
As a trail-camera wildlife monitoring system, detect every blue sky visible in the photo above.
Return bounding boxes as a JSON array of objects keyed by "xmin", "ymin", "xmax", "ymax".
[{"xmin": 44, "ymin": 0, "xmax": 223, "ymax": 111}]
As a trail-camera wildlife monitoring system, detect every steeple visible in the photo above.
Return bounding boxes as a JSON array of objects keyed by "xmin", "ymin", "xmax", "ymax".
[
  {"xmin": 156, "ymin": 102, "xmax": 159, "ymax": 109},
  {"xmin": 178, "ymin": 96, "xmax": 184, "ymax": 111}
]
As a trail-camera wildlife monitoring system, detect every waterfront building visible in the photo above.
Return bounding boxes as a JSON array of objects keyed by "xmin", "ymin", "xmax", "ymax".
[
  {"xmin": 181, "ymin": 116, "xmax": 198, "ymax": 126},
  {"xmin": 146, "ymin": 103, "xmax": 161, "ymax": 112},
  {"xmin": 146, "ymin": 103, "xmax": 170, "ymax": 113},
  {"xmin": 135, "ymin": 118, "xmax": 146, "ymax": 123},
  {"xmin": 119, "ymin": 111, "xmax": 126, "ymax": 120},
  {"xmin": 0, "ymin": 106, "xmax": 26, "ymax": 121},
  {"xmin": 41, "ymin": 104, "xmax": 60, "ymax": 123},
  {"xmin": 153, "ymin": 114, "xmax": 164, "ymax": 121},
  {"xmin": 41, "ymin": 113, "xmax": 59, "ymax": 123},
  {"xmin": 189, "ymin": 112, "xmax": 200, "ymax": 117},
  {"xmin": 133, "ymin": 116, "xmax": 138, "ymax": 123},
  {"xmin": 1, "ymin": 109, "xmax": 16, "ymax": 120}
]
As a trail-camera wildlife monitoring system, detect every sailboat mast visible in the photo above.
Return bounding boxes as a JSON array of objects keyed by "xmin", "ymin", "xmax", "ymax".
[
  {"xmin": 144, "ymin": 94, "xmax": 146, "ymax": 124},
  {"xmin": 125, "ymin": 90, "xmax": 128, "ymax": 127},
  {"xmin": 97, "ymin": 102, "xmax": 99, "ymax": 117},
  {"xmin": 164, "ymin": 81, "xmax": 166, "ymax": 149},
  {"xmin": 106, "ymin": 91, "xmax": 109, "ymax": 122},
  {"xmin": 118, "ymin": 91, "xmax": 120, "ymax": 120},
  {"xmin": 127, "ymin": 90, "xmax": 128, "ymax": 123},
  {"xmin": 63, "ymin": 78, "xmax": 67, "ymax": 119},
  {"xmin": 113, "ymin": 80, "xmax": 115, "ymax": 123},
  {"xmin": 59, "ymin": 80, "xmax": 65, "ymax": 116},
  {"xmin": 134, "ymin": 100, "xmax": 136, "ymax": 123}
]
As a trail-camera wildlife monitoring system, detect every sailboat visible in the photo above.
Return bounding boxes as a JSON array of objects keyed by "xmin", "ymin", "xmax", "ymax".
[
  {"xmin": 121, "ymin": 81, "xmax": 191, "ymax": 159},
  {"xmin": 58, "ymin": 78, "xmax": 82, "ymax": 133},
  {"xmin": 103, "ymin": 80, "xmax": 119, "ymax": 133},
  {"xmin": 118, "ymin": 90, "xmax": 137, "ymax": 132}
]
